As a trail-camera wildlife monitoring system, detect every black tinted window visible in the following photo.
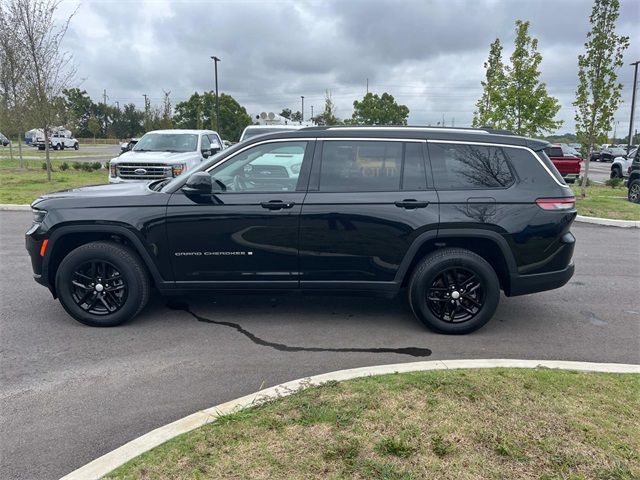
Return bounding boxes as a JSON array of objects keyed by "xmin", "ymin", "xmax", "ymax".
[
  {"xmin": 319, "ymin": 141, "xmax": 402, "ymax": 192},
  {"xmin": 545, "ymin": 146, "xmax": 564, "ymax": 158},
  {"xmin": 402, "ymin": 143, "xmax": 427, "ymax": 190},
  {"xmin": 429, "ymin": 143, "xmax": 515, "ymax": 189}
]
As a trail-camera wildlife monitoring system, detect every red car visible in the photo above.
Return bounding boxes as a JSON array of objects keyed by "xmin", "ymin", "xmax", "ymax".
[{"xmin": 544, "ymin": 144, "xmax": 581, "ymax": 184}]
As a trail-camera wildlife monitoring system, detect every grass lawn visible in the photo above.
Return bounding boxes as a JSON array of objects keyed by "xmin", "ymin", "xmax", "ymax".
[
  {"xmin": 0, "ymin": 158, "xmax": 106, "ymax": 204},
  {"xmin": 571, "ymin": 184, "xmax": 640, "ymax": 221},
  {"xmin": 105, "ymin": 369, "xmax": 639, "ymax": 480},
  {"xmin": 0, "ymin": 149, "xmax": 112, "ymax": 159}
]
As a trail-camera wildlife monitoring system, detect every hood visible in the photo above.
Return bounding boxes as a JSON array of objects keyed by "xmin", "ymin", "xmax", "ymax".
[
  {"xmin": 112, "ymin": 150, "xmax": 198, "ymax": 163},
  {"xmin": 31, "ymin": 181, "xmax": 157, "ymax": 209}
]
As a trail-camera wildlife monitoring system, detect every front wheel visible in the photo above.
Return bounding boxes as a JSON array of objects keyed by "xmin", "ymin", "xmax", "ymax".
[
  {"xmin": 611, "ymin": 167, "xmax": 622, "ymax": 179},
  {"xmin": 74, "ymin": 143, "xmax": 79, "ymax": 150},
  {"xmin": 55, "ymin": 241, "xmax": 150, "ymax": 326},
  {"xmin": 408, "ymin": 248, "xmax": 500, "ymax": 334},
  {"xmin": 628, "ymin": 179, "xmax": 640, "ymax": 204}
]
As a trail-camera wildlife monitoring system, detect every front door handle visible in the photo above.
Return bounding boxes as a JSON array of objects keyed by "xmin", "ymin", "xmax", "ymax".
[
  {"xmin": 394, "ymin": 199, "xmax": 429, "ymax": 209},
  {"xmin": 261, "ymin": 200, "xmax": 296, "ymax": 210}
]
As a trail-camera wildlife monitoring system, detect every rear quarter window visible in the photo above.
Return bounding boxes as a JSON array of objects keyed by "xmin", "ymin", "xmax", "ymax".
[{"xmin": 428, "ymin": 143, "xmax": 515, "ymax": 190}]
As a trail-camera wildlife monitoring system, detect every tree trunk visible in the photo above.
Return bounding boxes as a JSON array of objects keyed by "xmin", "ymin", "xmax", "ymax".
[
  {"xmin": 580, "ymin": 141, "xmax": 593, "ymax": 199},
  {"xmin": 17, "ymin": 134, "xmax": 24, "ymax": 169},
  {"xmin": 44, "ymin": 129, "xmax": 52, "ymax": 182},
  {"xmin": 8, "ymin": 136, "xmax": 14, "ymax": 162}
]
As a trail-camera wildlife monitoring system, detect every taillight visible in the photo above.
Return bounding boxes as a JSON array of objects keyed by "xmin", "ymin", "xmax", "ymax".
[{"xmin": 536, "ymin": 197, "xmax": 576, "ymax": 211}]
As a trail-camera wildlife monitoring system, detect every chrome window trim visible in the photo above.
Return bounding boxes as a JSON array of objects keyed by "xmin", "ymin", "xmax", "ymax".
[
  {"xmin": 426, "ymin": 139, "xmax": 565, "ymax": 187},
  {"xmin": 319, "ymin": 137, "xmax": 426, "ymax": 142},
  {"xmin": 326, "ymin": 127, "xmax": 489, "ymax": 134}
]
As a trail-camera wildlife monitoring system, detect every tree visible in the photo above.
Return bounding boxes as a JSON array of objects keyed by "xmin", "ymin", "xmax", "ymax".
[
  {"xmin": 472, "ymin": 39, "xmax": 506, "ymax": 128},
  {"xmin": 173, "ymin": 92, "xmax": 251, "ymax": 142},
  {"xmin": 502, "ymin": 20, "xmax": 562, "ymax": 136},
  {"xmin": 279, "ymin": 108, "xmax": 292, "ymax": 120},
  {"xmin": 290, "ymin": 110, "xmax": 302, "ymax": 123},
  {"xmin": 160, "ymin": 90, "xmax": 172, "ymax": 129},
  {"xmin": 113, "ymin": 103, "xmax": 143, "ymax": 138},
  {"xmin": 351, "ymin": 92, "xmax": 409, "ymax": 125},
  {"xmin": 5, "ymin": 0, "xmax": 76, "ymax": 181},
  {"xmin": 574, "ymin": 0, "xmax": 629, "ymax": 197},
  {"xmin": 87, "ymin": 114, "xmax": 100, "ymax": 141},
  {"xmin": 312, "ymin": 90, "xmax": 340, "ymax": 126}
]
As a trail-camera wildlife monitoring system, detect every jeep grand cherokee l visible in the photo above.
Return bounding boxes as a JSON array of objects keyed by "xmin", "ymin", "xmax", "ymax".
[{"xmin": 26, "ymin": 126, "xmax": 576, "ymax": 334}]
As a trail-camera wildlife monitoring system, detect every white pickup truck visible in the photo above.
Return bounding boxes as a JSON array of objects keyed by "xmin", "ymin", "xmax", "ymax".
[
  {"xmin": 33, "ymin": 131, "xmax": 79, "ymax": 150},
  {"xmin": 108, "ymin": 129, "xmax": 224, "ymax": 183}
]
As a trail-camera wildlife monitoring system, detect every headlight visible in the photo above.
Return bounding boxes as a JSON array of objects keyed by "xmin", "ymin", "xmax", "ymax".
[
  {"xmin": 109, "ymin": 162, "xmax": 117, "ymax": 177},
  {"xmin": 291, "ymin": 163, "xmax": 301, "ymax": 174},
  {"xmin": 172, "ymin": 164, "xmax": 186, "ymax": 177},
  {"xmin": 32, "ymin": 209, "xmax": 47, "ymax": 223}
]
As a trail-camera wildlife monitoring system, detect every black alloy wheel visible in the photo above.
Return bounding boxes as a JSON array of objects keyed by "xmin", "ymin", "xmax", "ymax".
[
  {"xmin": 70, "ymin": 260, "xmax": 127, "ymax": 315},
  {"xmin": 426, "ymin": 267, "xmax": 485, "ymax": 323}
]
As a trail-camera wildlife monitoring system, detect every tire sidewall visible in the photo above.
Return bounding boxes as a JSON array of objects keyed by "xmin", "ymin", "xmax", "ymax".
[
  {"xmin": 629, "ymin": 180, "xmax": 640, "ymax": 203},
  {"xmin": 410, "ymin": 252, "xmax": 500, "ymax": 334},
  {"xmin": 56, "ymin": 244, "xmax": 144, "ymax": 327}
]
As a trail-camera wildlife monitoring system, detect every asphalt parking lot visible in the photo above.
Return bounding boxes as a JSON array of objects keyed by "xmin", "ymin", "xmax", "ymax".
[
  {"xmin": 0, "ymin": 211, "xmax": 638, "ymax": 479},
  {"xmin": 587, "ymin": 159, "xmax": 617, "ymax": 183}
]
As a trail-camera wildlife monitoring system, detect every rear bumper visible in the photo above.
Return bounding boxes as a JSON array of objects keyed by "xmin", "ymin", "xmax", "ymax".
[
  {"xmin": 562, "ymin": 173, "xmax": 579, "ymax": 183},
  {"xmin": 507, "ymin": 262, "xmax": 574, "ymax": 297}
]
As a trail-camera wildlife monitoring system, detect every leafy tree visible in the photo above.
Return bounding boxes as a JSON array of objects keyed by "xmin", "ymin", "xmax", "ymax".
[
  {"xmin": 113, "ymin": 103, "xmax": 144, "ymax": 138},
  {"xmin": 87, "ymin": 114, "xmax": 100, "ymax": 141},
  {"xmin": 574, "ymin": 0, "xmax": 629, "ymax": 197},
  {"xmin": 351, "ymin": 92, "xmax": 409, "ymax": 125},
  {"xmin": 173, "ymin": 92, "xmax": 251, "ymax": 141},
  {"xmin": 279, "ymin": 108, "xmax": 292, "ymax": 120},
  {"xmin": 290, "ymin": 110, "xmax": 302, "ymax": 123},
  {"xmin": 472, "ymin": 39, "xmax": 506, "ymax": 128},
  {"xmin": 502, "ymin": 20, "xmax": 562, "ymax": 136},
  {"xmin": 312, "ymin": 90, "xmax": 340, "ymax": 126}
]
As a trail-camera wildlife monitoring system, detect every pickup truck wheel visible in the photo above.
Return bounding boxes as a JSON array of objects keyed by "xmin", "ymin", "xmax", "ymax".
[
  {"xmin": 628, "ymin": 180, "xmax": 640, "ymax": 203},
  {"xmin": 60, "ymin": 143, "xmax": 65, "ymax": 151},
  {"xmin": 611, "ymin": 166, "xmax": 622, "ymax": 179},
  {"xmin": 55, "ymin": 241, "xmax": 150, "ymax": 327},
  {"xmin": 408, "ymin": 248, "xmax": 500, "ymax": 334},
  {"xmin": 74, "ymin": 143, "xmax": 79, "ymax": 150}
]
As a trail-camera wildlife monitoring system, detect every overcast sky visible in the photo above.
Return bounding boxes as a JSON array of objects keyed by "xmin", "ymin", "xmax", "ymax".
[{"xmin": 58, "ymin": 0, "xmax": 638, "ymax": 136}]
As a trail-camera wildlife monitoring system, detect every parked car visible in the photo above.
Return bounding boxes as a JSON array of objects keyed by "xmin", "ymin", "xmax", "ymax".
[
  {"xmin": 610, "ymin": 147, "xmax": 636, "ymax": 179},
  {"xmin": 50, "ymin": 132, "xmax": 79, "ymax": 150},
  {"xmin": 239, "ymin": 124, "xmax": 303, "ymax": 143},
  {"xmin": 26, "ymin": 126, "xmax": 577, "ymax": 334},
  {"xmin": 626, "ymin": 149, "xmax": 640, "ymax": 203},
  {"xmin": 598, "ymin": 146, "xmax": 627, "ymax": 162},
  {"xmin": 119, "ymin": 138, "xmax": 139, "ymax": 155},
  {"xmin": 544, "ymin": 144, "xmax": 581, "ymax": 183},
  {"xmin": 0, "ymin": 132, "xmax": 9, "ymax": 146},
  {"xmin": 108, "ymin": 129, "xmax": 223, "ymax": 183}
]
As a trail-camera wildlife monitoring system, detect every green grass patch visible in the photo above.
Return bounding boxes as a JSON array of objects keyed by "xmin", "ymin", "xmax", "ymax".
[
  {"xmin": 571, "ymin": 184, "xmax": 639, "ymax": 221},
  {"xmin": 0, "ymin": 158, "xmax": 106, "ymax": 204},
  {"xmin": 0, "ymin": 149, "xmax": 111, "ymax": 159},
  {"xmin": 105, "ymin": 369, "xmax": 640, "ymax": 480}
]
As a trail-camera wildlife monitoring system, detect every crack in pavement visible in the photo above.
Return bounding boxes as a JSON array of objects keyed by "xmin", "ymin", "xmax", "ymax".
[{"xmin": 166, "ymin": 300, "xmax": 432, "ymax": 357}]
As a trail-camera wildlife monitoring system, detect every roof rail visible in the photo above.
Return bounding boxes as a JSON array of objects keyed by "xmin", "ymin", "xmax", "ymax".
[{"xmin": 479, "ymin": 125, "xmax": 516, "ymax": 135}]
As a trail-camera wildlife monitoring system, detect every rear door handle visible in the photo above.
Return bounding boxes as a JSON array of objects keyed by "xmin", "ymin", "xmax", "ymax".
[
  {"xmin": 394, "ymin": 199, "xmax": 429, "ymax": 209},
  {"xmin": 261, "ymin": 200, "xmax": 295, "ymax": 210}
]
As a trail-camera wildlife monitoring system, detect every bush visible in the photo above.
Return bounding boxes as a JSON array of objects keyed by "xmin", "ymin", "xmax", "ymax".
[
  {"xmin": 604, "ymin": 177, "xmax": 623, "ymax": 188},
  {"xmin": 575, "ymin": 176, "xmax": 592, "ymax": 187},
  {"xmin": 80, "ymin": 162, "xmax": 93, "ymax": 172},
  {"xmin": 92, "ymin": 161, "xmax": 102, "ymax": 170},
  {"xmin": 72, "ymin": 161, "xmax": 82, "ymax": 171},
  {"xmin": 60, "ymin": 162, "xmax": 69, "ymax": 171},
  {"xmin": 41, "ymin": 162, "xmax": 47, "ymax": 170}
]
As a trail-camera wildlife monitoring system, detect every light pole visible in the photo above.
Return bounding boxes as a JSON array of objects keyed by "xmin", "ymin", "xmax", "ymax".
[
  {"xmin": 301, "ymin": 96, "xmax": 304, "ymax": 123},
  {"xmin": 612, "ymin": 120, "xmax": 619, "ymax": 143},
  {"xmin": 627, "ymin": 61, "xmax": 639, "ymax": 154},
  {"xmin": 211, "ymin": 56, "xmax": 221, "ymax": 132}
]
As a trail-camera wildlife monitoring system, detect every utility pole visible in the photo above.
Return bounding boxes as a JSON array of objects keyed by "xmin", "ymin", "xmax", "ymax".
[
  {"xmin": 103, "ymin": 89, "xmax": 108, "ymax": 134},
  {"xmin": 211, "ymin": 56, "xmax": 221, "ymax": 133},
  {"xmin": 301, "ymin": 96, "xmax": 304, "ymax": 123},
  {"xmin": 627, "ymin": 61, "xmax": 639, "ymax": 154},
  {"xmin": 612, "ymin": 120, "xmax": 619, "ymax": 143},
  {"xmin": 366, "ymin": 78, "xmax": 369, "ymax": 94},
  {"xmin": 311, "ymin": 105, "xmax": 314, "ymax": 119},
  {"xmin": 143, "ymin": 94, "xmax": 149, "ymax": 130},
  {"xmin": 115, "ymin": 101, "xmax": 120, "ymax": 111}
]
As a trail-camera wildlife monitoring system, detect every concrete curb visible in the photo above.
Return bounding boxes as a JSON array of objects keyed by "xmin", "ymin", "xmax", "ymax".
[
  {"xmin": 0, "ymin": 204, "xmax": 31, "ymax": 211},
  {"xmin": 575, "ymin": 214, "xmax": 640, "ymax": 228},
  {"xmin": 60, "ymin": 359, "xmax": 639, "ymax": 480}
]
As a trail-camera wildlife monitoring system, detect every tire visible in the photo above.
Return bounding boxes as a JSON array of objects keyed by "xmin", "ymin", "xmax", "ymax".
[
  {"xmin": 60, "ymin": 143, "xmax": 65, "ymax": 151},
  {"xmin": 628, "ymin": 179, "xmax": 640, "ymax": 204},
  {"xmin": 611, "ymin": 167, "xmax": 622, "ymax": 179},
  {"xmin": 408, "ymin": 248, "xmax": 500, "ymax": 334},
  {"xmin": 74, "ymin": 143, "xmax": 79, "ymax": 150},
  {"xmin": 55, "ymin": 241, "xmax": 150, "ymax": 327}
]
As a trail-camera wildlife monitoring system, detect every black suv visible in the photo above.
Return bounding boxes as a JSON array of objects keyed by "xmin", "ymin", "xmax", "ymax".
[{"xmin": 26, "ymin": 127, "xmax": 576, "ymax": 334}]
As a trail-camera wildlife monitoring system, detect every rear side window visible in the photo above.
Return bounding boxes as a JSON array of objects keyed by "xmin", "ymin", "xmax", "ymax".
[
  {"xmin": 535, "ymin": 149, "xmax": 566, "ymax": 185},
  {"xmin": 402, "ymin": 143, "xmax": 427, "ymax": 190},
  {"xmin": 428, "ymin": 143, "xmax": 515, "ymax": 189},
  {"xmin": 319, "ymin": 141, "xmax": 403, "ymax": 192},
  {"xmin": 545, "ymin": 146, "xmax": 564, "ymax": 157}
]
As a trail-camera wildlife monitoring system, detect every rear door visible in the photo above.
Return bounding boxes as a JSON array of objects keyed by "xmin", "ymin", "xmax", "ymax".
[{"xmin": 299, "ymin": 138, "xmax": 439, "ymax": 287}]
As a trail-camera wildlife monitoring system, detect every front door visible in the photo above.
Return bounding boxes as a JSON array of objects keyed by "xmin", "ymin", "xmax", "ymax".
[
  {"xmin": 299, "ymin": 139, "xmax": 439, "ymax": 287},
  {"xmin": 166, "ymin": 139, "xmax": 314, "ymax": 287}
]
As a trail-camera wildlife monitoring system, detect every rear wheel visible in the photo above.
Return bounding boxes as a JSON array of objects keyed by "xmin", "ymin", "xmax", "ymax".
[
  {"xmin": 60, "ymin": 143, "xmax": 65, "ymax": 150},
  {"xmin": 628, "ymin": 179, "xmax": 640, "ymax": 204},
  {"xmin": 74, "ymin": 142, "xmax": 79, "ymax": 150},
  {"xmin": 611, "ymin": 166, "xmax": 623, "ymax": 179},
  {"xmin": 55, "ymin": 241, "xmax": 150, "ymax": 326},
  {"xmin": 408, "ymin": 248, "xmax": 500, "ymax": 334}
]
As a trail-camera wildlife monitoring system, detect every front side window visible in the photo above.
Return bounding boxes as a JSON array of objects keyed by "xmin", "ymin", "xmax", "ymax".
[
  {"xmin": 319, "ymin": 141, "xmax": 403, "ymax": 192},
  {"xmin": 209, "ymin": 141, "xmax": 307, "ymax": 193},
  {"xmin": 429, "ymin": 143, "xmax": 515, "ymax": 189},
  {"xmin": 134, "ymin": 133, "xmax": 198, "ymax": 153}
]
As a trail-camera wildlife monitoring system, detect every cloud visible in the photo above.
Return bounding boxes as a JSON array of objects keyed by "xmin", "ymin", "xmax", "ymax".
[{"xmin": 58, "ymin": 0, "xmax": 639, "ymax": 134}]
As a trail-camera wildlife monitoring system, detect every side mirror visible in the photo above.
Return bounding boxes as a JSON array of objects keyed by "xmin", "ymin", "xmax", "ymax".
[
  {"xmin": 182, "ymin": 172, "xmax": 213, "ymax": 195},
  {"xmin": 210, "ymin": 141, "xmax": 221, "ymax": 154}
]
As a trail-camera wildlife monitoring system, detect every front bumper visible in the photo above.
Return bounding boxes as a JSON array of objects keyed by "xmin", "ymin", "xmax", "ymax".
[{"xmin": 25, "ymin": 228, "xmax": 49, "ymax": 288}]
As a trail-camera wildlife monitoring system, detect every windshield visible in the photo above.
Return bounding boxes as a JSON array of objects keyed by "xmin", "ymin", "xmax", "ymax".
[
  {"xmin": 241, "ymin": 127, "xmax": 297, "ymax": 142},
  {"xmin": 133, "ymin": 133, "xmax": 198, "ymax": 152}
]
